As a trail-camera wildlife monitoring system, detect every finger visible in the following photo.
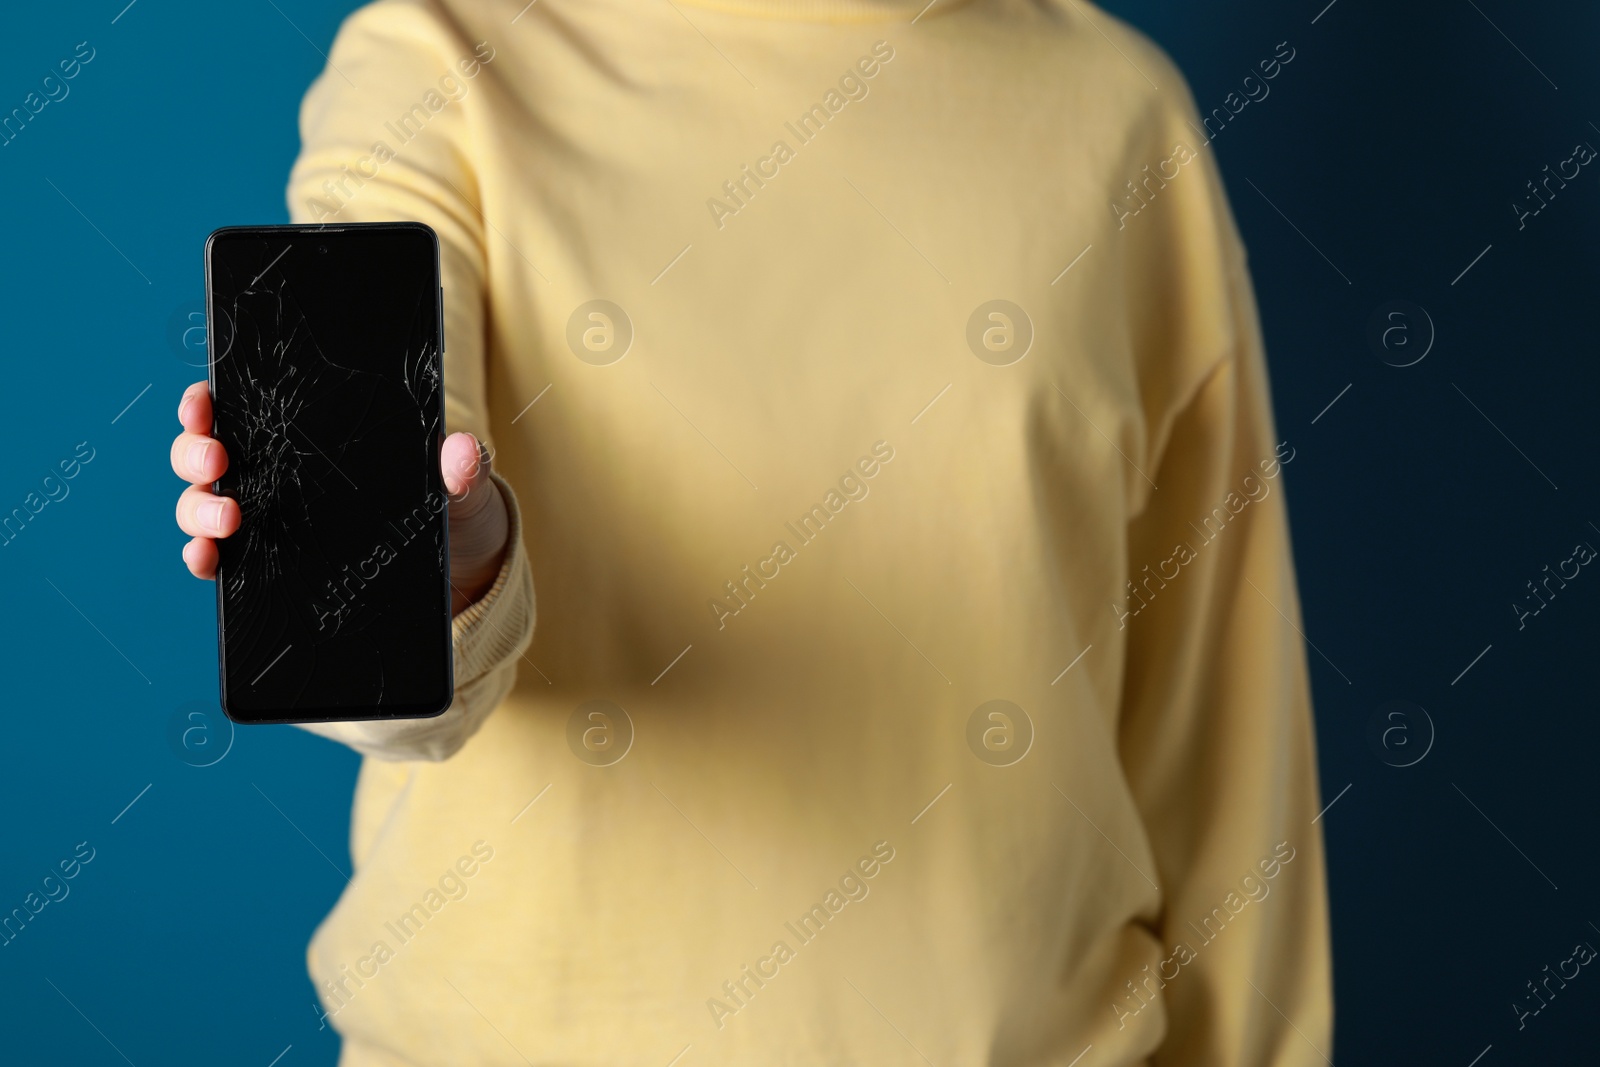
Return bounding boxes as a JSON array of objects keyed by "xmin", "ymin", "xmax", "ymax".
[
  {"xmin": 170, "ymin": 431, "xmax": 229, "ymax": 485},
  {"xmin": 441, "ymin": 432, "xmax": 494, "ymax": 517},
  {"xmin": 178, "ymin": 382, "xmax": 212, "ymax": 435},
  {"xmin": 176, "ymin": 484, "xmax": 241, "ymax": 539},
  {"xmin": 182, "ymin": 536, "xmax": 218, "ymax": 580}
]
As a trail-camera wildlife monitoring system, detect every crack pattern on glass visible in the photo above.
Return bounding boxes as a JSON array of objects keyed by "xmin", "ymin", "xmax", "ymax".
[{"xmin": 208, "ymin": 229, "xmax": 450, "ymax": 722}]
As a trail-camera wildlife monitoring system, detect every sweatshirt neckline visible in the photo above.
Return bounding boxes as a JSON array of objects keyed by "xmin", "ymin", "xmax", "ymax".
[{"xmin": 669, "ymin": 0, "xmax": 969, "ymax": 23}]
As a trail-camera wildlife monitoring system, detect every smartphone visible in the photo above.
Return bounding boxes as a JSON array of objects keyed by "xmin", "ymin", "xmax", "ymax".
[{"xmin": 204, "ymin": 222, "xmax": 454, "ymax": 724}]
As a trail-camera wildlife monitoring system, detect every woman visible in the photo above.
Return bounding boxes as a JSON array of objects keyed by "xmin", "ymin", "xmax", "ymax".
[{"xmin": 171, "ymin": 0, "xmax": 1331, "ymax": 1061}]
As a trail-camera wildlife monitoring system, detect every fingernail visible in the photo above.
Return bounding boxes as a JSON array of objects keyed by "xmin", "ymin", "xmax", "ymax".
[
  {"xmin": 179, "ymin": 395, "xmax": 194, "ymax": 424},
  {"xmin": 188, "ymin": 440, "xmax": 213, "ymax": 473},
  {"xmin": 200, "ymin": 500, "xmax": 226, "ymax": 533}
]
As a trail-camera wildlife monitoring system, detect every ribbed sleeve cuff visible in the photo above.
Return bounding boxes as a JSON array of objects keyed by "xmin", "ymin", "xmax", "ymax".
[{"xmin": 450, "ymin": 469, "xmax": 536, "ymax": 687}]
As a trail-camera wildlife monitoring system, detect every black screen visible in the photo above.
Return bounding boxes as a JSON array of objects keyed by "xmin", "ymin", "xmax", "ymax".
[{"xmin": 206, "ymin": 223, "xmax": 452, "ymax": 723}]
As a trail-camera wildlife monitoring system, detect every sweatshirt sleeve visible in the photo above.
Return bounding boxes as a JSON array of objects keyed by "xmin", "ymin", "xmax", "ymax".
[
  {"xmin": 1112, "ymin": 84, "xmax": 1334, "ymax": 1065},
  {"xmin": 281, "ymin": 1, "xmax": 535, "ymax": 761}
]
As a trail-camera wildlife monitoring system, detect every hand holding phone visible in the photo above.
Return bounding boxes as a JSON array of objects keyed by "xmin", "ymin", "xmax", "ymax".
[
  {"xmin": 171, "ymin": 223, "xmax": 510, "ymax": 724},
  {"xmin": 172, "ymin": 388, "xmax": 506, "ymax": 601}
]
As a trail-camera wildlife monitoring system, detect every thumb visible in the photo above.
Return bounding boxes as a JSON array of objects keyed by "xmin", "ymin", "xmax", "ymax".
[
  {"xmin": 440, "ymin": 431, "xmax": 510, "ymax": 611},
  {"xmin": 441, "ymin": 432, "xmax": 494, "ymax": 516}
]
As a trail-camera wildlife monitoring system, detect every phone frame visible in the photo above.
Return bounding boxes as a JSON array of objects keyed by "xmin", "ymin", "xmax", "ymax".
[{"xmin": 203, "ymin": 221, "xmax": 454, "ymax": 725}]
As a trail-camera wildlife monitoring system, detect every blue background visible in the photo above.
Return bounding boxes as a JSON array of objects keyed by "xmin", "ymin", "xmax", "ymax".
[{"xmin": 1, "ymin": 0, "xmax": 1596, "ymax": 1063}]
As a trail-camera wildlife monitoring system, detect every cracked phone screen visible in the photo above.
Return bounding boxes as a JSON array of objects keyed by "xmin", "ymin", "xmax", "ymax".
[{"xmin": 206, "ymin": 224, "xmax": 452, "ymax": 724}]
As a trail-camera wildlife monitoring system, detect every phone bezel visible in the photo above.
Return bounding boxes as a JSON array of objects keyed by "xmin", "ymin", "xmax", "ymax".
[{"xmin": 203, "ymin": 221, "xmax": 455, "ymax": 725}]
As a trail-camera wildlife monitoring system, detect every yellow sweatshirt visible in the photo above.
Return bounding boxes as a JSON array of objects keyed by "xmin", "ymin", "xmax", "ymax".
[{"xmin": 286, "ymin": 0, "xmax": 1332, "ymax": 1063}]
